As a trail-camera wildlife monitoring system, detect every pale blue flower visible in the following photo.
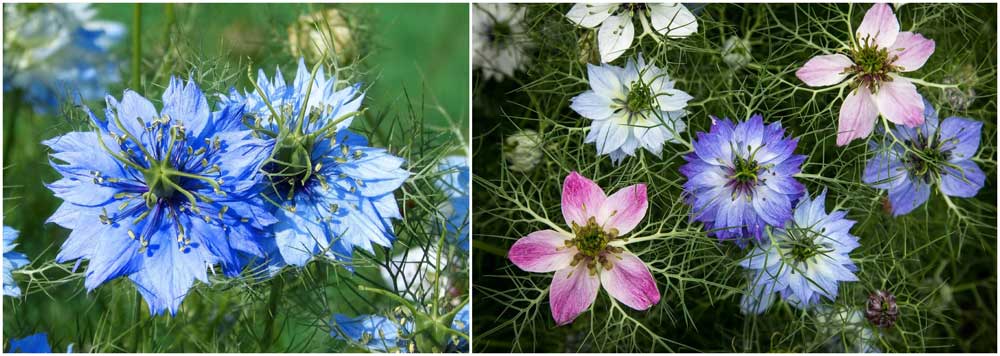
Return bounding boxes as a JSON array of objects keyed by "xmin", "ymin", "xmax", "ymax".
[
  {"xmin": 331, "ymin": 314, "xmax": 413, "ymax": 353},
  {"xmin": 4, "ymin": 226, "xmax": 29, "ymax": 297},
  {"xmin": 437, "ymin": 156, "xmax": 469, "ymax": 251}
]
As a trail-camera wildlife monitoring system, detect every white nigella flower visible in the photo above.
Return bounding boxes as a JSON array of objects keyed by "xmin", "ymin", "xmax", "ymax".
[
  {"xmin": 721, "ymin": 35, "xmax": 752, "ymax": 69},
  {"xmin": 473, "ymin": 3, "xmax": 530, "ymax": 81},
  {"xmin": 566, "ymin": 3, "xmax": 698, "ymax": 63},
  {"xmin": 379, "ymin": 246, "xmax": 450, "ymax": 302},
  {"xmin": 287, "ymin": 8, "xmax": 356, "ymax": 65},
  {"xmin": 503, "ymin": 129, "xmax": 544, "ymax": 172},
  {"xmin": 570, "ymin": 54, "xmax": 692, "ymax": 164},
  {"xmin": 815, "ymin": 307, "xmax": 881, "ymax": 353}
]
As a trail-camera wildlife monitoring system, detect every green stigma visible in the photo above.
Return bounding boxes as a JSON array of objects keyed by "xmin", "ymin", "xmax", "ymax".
[
  {"xmin": 489, "ymin": 21, "xmax": 513, "ymax": 46},
  {"xmin": 848, "ymin": 38, "xmax": 900, "ymax": 92},
  {"xmin": 570, "ymin": 217, "xmax": 615, "ymax": 257},
  {"xmin": 732, "ymin": 156, "xmax": 760, "ymax": 183},
  {"xmin": 624, "ymin": 81, "xmax": 655, "ymax": 114}
]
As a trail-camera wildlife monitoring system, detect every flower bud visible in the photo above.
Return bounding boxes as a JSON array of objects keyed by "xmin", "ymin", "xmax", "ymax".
[
  {"xmin": 721, "ymin": 36, "xmax": 752, "ymax": 69},
  {"xmin": 503, "ymin": 129, "xmax": 543, "ymax": 172},
  {"xmin": 866, "ymin": 290, "xmax": 899, "ymax": 328},
  {"xmin": 288, "ymin": 8, "xmax": 356, "ymax": 65}
]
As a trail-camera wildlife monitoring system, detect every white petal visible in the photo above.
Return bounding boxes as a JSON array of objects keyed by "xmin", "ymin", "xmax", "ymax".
[
  {"xmin": 649, "ymin": 3, "xmax": 698, "ymax": 38},
  {"xmin": 566, "ymin": 3, "xmax": 618, "ymax": 28},
  {"xmin": 598, "ymin": 15, "xmax": 634, "ymax": 63}
]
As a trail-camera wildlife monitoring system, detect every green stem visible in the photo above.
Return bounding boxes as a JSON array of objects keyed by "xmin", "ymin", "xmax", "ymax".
[
  {"xmin": 133, "ymin": 290, "xmax": 145, "ymax": 352},
  {"xmin": 3, "ymin": 89, "xmax": 24, "ymax": 164},
  {"xmin": 260, "ymin": 276, "xmax": 284, "ymax": 351},
  {"xmin": 131, "ymin": 4, "xmax": 142, "ymax": 89}
]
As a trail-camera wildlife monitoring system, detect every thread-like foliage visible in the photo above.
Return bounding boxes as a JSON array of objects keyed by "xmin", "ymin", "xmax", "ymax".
[{"xmin": 472, "ymin": 3, "xmax": 996, "ymax": 352}]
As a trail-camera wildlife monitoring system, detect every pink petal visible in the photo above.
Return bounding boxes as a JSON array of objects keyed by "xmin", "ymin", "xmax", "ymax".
[
  {"xmin": 550, "ymin": 262, "xmax": 600, "ymax": 326},
  {"xmin": 795, "ymin": 54, "xmax": 854, "ymax": 87},
  {"xmin": 837, "ymin": 86, "xmax": 879, "ymax": 146},
  {"xmin": 890, "ymin": 32, "xmax": 935, "ymax": 72},
  {"xmin": 856, "ymin": 3, "xmax": 899, "ymax": 49},
  {"xmin": 509, "ymin": 230, "xmax": 577, "ymax": 273},
  {"xmin": 599, "ymin": 251, "xmax": 660, "ymax": 310},
  {"xmin": 598, "ymin": 184, "xmax": 647, "ymax": 235},
  {"xmin": 561, "ymin": 172, "xmax": 607, "ymax": 227},
  {"xmin": 873, "ymin": 76, "xmax": 925, "ymax": 127}
]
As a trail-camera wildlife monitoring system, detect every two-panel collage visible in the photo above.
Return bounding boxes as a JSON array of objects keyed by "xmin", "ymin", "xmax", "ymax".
[{"xmin": 0, "ymin": 1, "xmax": 996, "ymax": 354}]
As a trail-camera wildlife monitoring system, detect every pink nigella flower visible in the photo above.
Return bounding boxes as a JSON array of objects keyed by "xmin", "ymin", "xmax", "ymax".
[
  {"xmin": 795, "ymin": 3, "xmax": 935, "ymax": 146},
  {"xmin": 508, "ymin": 172, "xmax": 660, "ymax": 325}
]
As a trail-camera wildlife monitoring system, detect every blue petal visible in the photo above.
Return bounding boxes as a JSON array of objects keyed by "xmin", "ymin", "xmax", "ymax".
[
  {"xmin": 939, "ymin": 160, "xmax": 985, "ymax": 198},
  {"xmin": 8, "ymin": 333, "xmax": 52, "ymax": 353},
  {"xmin": 888, "ymin": 178, "xmax": 931, "ymax": 216}
]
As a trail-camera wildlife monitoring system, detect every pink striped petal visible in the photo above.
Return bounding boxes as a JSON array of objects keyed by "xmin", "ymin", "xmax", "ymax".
[
  {"xmin": 890, "ymin": 32, "xmax": 935, "ymax": 72},
  {"xmin": 550, "ymin": 262, "xmax": 600, "ymax": 326},
  {"xmin": 509, "ymin": 230, "xmax": 576, "ymax": 273},
  {"xmin": 600, "ymin": 251, "xmax": 660, "ymax": 310},
  {"xmin": 796, "ymin": 54, "xmax": 854, "ymax": 87},
  {"xmin": 598, "ymin": 184, "xmax": 647, "ymax": 235},
  {"xmin": 874, "ymin": 76, "xmax": 924, "ymax": 127},
  {"xmin": 837, "ymin": 87, "xmax": 878, "ymax": 146},
  {"xmin": 856, "ymin": 3, "xmax": 899, "ymax": 49},
  {"xmin": 561, "ymin": 172, "xmax": 607, "ymax": 227}
]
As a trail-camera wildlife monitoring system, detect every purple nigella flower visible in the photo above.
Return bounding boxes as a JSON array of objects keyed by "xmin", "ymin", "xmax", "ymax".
[
  {"xmin": 680, "ymin": 114, "xmax": 805, "ymax": 245},
  {"xmin": 862, "ymin": 98, "xmax": 985, "ymax": 216},
  {"xmin": 44, "ymin": 77, "xmax": 276, "ymax": 315},
  {"xmin": 739, "ymin": 189, "xmax": 860, "ymax": 313}
]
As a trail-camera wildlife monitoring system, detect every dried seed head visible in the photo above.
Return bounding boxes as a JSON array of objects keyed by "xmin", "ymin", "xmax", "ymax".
[{"xmin": 866, "ymin": 290, "xmax": 899, "ymax": 328}]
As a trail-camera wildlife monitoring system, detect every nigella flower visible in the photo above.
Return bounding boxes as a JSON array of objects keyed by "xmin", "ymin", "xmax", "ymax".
[
  {"xmin": 4, "ymin": 226, "xmax": 29, "ymax": 297},
  {"xmin": 3, "ymin": 4, "xmax": 124, "ymax": 113},
  {"xmin": 862, "ymin": 99, "xmax": 984, "ymax": 216},
  {"xmin": 680, "ymin": 115, "xmax": 805, "ymax": 245},
  {"xmin": 503, "ymin": 129, "xmax": 544, "ymax": 172},
  {"xmin": 331, "ymin": 314, "xmax": 413, "ymax": 353},
  {"xmin": 566, "ymin": 3, "xmax": 697, "ymax": 63},
  {"xmin": 379, "ymin": 245, "xmax": 450, "ymax": 302},
  {"xmin": 570, "ymin": 55, "xmax": 692, "ymax": 164},
  {"xmin": 7, "ymin": 333, "xmax": 52, "ymax": 353},
  {"xmin": 437, "ymin": 156, "xmax": 470, "ymax": 251},
  {"xmin": 739, "ymin": 190, "xmax": 860, "ymax": 312},
  {"xmin": 509, "ymin": 172, "xmax": 659, "ymax": 325},
  {"xmin": 224, "ymin": 59, "xmax": 409, "ymax": 268},
  {"xmin": 816, "ymin": 307, "xmax": 881, "ymax": 353},
  {"xmin": 44, "ymin": 77, "xmax": 276, "ymax": 315},
  {"xmin": 449, "ymin": 303, "xmax": 471, "ymax": 352},
  {"xmin": 472, "ymin": 3, "xmax": 530, "ymax": 81},
  {"xmin": 795, "ymin": 3, "xmax": 935, "ymax": 146}
]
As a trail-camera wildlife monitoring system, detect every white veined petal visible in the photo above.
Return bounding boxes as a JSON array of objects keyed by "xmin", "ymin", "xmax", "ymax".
[
  {"xmin": 649, "ymin": 3, "xmax": 698, "ymax": 38},
  {"xmin": 565, "ymin": 3, "xmax": 618, "ymax": 28},
  {"xmin": 597, "ymin": 15, "xmax": 635, "ymax": 63}
]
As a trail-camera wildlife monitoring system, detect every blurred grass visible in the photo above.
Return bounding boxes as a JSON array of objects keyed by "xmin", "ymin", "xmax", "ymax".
[{"xmin": 4, "ymin": 3, "xmax": 467, "ymax": 352}]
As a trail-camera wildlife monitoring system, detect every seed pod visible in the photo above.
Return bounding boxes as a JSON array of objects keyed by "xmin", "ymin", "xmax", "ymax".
[{"xmin": 866, "ymin": 290, "xmax": 899, "ymax": 328}]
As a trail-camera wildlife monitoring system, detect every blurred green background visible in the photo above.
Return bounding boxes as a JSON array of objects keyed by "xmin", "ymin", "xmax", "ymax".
[{"xmin": 4, "ymin": 3, "xmax": 467, "ymax": 352}]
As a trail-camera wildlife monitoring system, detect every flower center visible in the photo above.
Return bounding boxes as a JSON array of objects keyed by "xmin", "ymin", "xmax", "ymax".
[
  {"xmin": 143, "ymin": 161, "xmax": 179, "ymax": 199},
  {"xmin": 849, "ymin": 39, "xmax": 900, "ymax": 92},
  {"xmin": 571, "ymin": 218, "xmax": 611, "ymax": 257},
  {"xmin": 904, "ymin": 145, "xmax": 949, "ymax": 183},
  {"xmin": 488, "ymin": 21, "xmax": 513, "ymax": 47},
  {"xmin": 782, "ymin": 227, "xmax": 829, "ymax": 263},
  {"xmin": 624, "ymin": 81, "xmax": 655, "ymax": 115}
]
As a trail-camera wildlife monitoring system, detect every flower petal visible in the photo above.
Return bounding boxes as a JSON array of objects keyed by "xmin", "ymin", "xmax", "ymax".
[
  {"xmin": 655, "ymin": 88, "xmax": 693, "ymax": 112},
  {"xmin": 597, "ymin": 15, "xmax": 634, "ymax": 63},
  {"xmin": 795, "ymin": 54, "xmax": 854, "ymax": 87},
  {"xmin": 837, "ymin": 87, "xmax": 879, "ymax": 146},
  {"xmin": 873, "ymin": 77, "xmax": 924, "ymax": 127},
  {"xmin": 939, "ymin": 160, "xmax": 985, "ymax": 198},
  {"xmin": 550, "ymin": 262, "xmax": 600, "ymax": 326},
  {"xmin": 856, "ymin": 3, "xmax": 899, "ymax": 49},
  {"xmin": 600, "ymin": 251, "xmax": 660, "ymax": 310},
  {"xmin": 890, "ymin": 32, "xmax": 935, "ymax": 71},
  {"xmin": 648, "ymin": 3, "xmax": 698, "ymax": 38},
  {"xmin": 562, "ymin": 172, "xmax": 607, "ymax": 227},
  {"xmin": 509, "ymin": 230, "xmax": 576, "ymax": 273},
  {"xmin": 888, "ymin": 176, "xmax": 930, "ymax": 216},
  {"xmin": 571, "ymin": 90, "xmax": 615, "ymax": 120},
  {"xmin": 586, "ymin": 63, "xmax": 624, "ymax": 99},
  {"xmin": 566, "ymin": 3, "xmax": 617, "ymax": 28},
  {"xmin": 938, "ymin": 116, "xmax": 983, "ymax": 161},
  {"xmin": 598, "ymin": 184, "xmax": 647, "ymax": 235}
]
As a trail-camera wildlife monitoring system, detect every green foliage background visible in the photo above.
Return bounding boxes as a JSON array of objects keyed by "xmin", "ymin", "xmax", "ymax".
[
  {"xmin": 472, "ymin": 3, "xmax": 996, "ymax": 353},
  {"xmin": 3, "ymin": 3, "xmax": 469, "ymax": 352}
]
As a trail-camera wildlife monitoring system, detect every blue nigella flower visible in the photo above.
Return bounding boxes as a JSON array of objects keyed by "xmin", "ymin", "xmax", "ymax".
[
  {"xmin": 863, "ymin": 98, "xmax": 984, "ymax": 216},
  {"xmin": 331, "ymin": 314, "xmax": 413, "ymax": 353},
  {"xmin": 4, "ymin": 226, "xmax": 29, "ymax": 297},
  {"xmin": 680, "ymin": 114, "xmax": 805, "ymax": 245},
  {"xmin": 7, "ymin": 333, "xmax": 52, "ymax": 353},
  {"xmin": 449, "ymin": 303, "xmax": 470, "ymax": 352},
  {"xmin": 569, "ymin": 54, "xmax": 693, "ymax": 164},
  {"xmin": 224, "ymin": 59, "xmax": 409, "ymax": 269},
  {"xmin": 437, "ymin": 156, "xmax": 469, "ymax": 251},
  {"xmin": 3, "ymin": 4, "xmax": 124, "ymax": 114},
  {"xmin": 44, "ymin": 77, "xmax": 276, "ymax": 315},
  {"xmin": 739, "ymin": 189, "xmax": 860, "ymax": 313}
]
